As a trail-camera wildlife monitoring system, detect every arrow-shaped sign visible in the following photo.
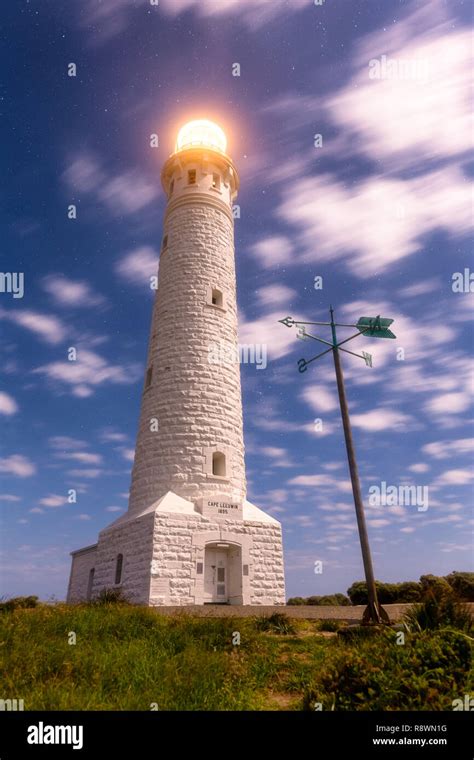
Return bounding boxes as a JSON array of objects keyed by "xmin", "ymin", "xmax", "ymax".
[
  {"xmin": 279, "ymin": 316, "xmax": 295, "ymax": 328},
  {"xmin": 356, "ymin": 316, "xmax": 396, "ymax": 339}
]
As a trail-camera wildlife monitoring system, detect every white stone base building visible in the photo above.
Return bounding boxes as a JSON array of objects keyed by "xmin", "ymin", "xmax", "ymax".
[{"xmin": 68, "ymin": 492, "xmax": 285, "ymax": 605}]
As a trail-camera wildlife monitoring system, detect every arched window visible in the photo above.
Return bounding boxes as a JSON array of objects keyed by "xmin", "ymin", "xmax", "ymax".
[
  {"xmin": 87, "ymin": 568, "xmax": 95, "ymax": 601},
  {"xmin": 145, "ymin": 366, "xmax": 153, "ymax": 389},
  {"xmin": 115, "ymin": 554, "xmax": 123, "ymax": 585},
  {"xmin": 212, "ymin": 451, "xmax": 226, "ymax": 477},
  {"xmin": 211, "ymin": 289, "xmax": 223, "ymax": 307}
]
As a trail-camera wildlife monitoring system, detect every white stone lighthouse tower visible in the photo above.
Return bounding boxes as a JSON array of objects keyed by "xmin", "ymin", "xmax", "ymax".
[{"xmin": 67, "ymin": 120, "xmax": 286, "ymax": 606}]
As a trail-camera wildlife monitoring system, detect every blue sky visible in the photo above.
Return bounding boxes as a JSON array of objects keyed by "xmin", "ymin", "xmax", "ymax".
[{"xmin": 1, "ymin": 0, "xmax": 473, "ymax": 601}]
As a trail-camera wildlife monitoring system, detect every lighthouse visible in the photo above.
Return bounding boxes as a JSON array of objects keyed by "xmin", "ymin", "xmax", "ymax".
[{"xmin": 67, "ymin": 120, "xmax": 286, "ymax": 606}]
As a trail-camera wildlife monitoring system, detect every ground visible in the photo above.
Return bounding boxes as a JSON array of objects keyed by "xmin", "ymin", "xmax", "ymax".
[
  {"xmin": 149, "ymin": 603, "xmax": 413, "ymax": 620},
  {"xmin": 0, "ymin": 604, "xmax": 472, "ymax": 711}
]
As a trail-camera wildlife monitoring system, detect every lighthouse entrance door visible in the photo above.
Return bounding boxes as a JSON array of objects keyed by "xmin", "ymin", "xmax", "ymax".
[{"xmin": 204, "ymin": 547, "xmax": 229, "ymax": 603}]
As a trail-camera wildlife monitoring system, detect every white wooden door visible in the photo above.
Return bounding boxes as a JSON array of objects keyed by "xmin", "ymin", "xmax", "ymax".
[{"xmin": 204, "ymin": 549, "xmax": 228, "ymax": 602}]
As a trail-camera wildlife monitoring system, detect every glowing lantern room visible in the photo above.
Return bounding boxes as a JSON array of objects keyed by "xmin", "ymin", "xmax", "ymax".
[{"xmin": 176, "ymin": 119, "xmax": 227, "ymax": 155}]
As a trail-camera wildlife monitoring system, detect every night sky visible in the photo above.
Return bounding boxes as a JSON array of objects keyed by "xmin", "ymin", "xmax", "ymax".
[{"xmin": 1, "ymin": 0, "xmax": 473, "ymax": 600}]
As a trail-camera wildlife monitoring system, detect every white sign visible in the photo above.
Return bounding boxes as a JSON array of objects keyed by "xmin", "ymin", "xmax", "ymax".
[{"xmin": 198, "ymin": 498, "xmax": 243, "ymax": 520}]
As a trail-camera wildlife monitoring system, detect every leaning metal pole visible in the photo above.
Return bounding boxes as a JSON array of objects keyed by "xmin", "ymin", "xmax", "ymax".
[{"xmin": 329, "ymin": 306, "xmax": 389, "ymax": 625}]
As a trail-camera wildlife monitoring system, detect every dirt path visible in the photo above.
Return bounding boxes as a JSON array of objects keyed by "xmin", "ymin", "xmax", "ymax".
[{"xmin": 151, "ymin": 603, "xmax": 417, "ymax": 621}]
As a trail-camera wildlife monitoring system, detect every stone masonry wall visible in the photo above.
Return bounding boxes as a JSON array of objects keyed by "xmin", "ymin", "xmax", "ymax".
[
  {"xmin": 150, "ymin": 512, "xmax": 210, "ymax": 605},
  {"xmin": 92, "ymin": 513, "xmax": 155, "ymax": 604},
  {"xmin": 246, "ymin": 522, "xmax": 286, "ymax": 605},
  {"xmin": 149, "ymin": 511, "xmax": 285, "ymax": 606},
  {"xmin": 67, "ymin": 546, "xmax": 97, "ymax": 603},
  {"xmin": 68, "ymin": 511, "xmax": 285, "ymax": 606}
]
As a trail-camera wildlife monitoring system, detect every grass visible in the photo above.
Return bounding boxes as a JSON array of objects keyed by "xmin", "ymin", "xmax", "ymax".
[{"xmin": 0, "ymin": 604, "xmax": 471, "ymax": 711}]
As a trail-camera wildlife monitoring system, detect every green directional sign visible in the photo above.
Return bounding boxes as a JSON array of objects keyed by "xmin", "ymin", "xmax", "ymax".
[{"xmin": 356, "ymin": 315, "xmax": 396, "ymax": 339}]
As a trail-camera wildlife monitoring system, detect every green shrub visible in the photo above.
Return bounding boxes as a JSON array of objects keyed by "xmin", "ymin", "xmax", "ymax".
[
  {"xmin": 347, "ymin": 581, "xmax": 370, "ymax": 604},
  {"xmin": 347, "ymin": 580, "xmax": 423, "ymax": 604},
  {"xmin": 91, "ymin": 588, "xmax": 130, "ymax": 605},
  {"xmin": 337, "ymin": 624, "xmax": 386, "ymax": 642},
  {"xmin": 396, "ymin": 582, "xmax": 422, "ymax": 602},
  {"xmin": 331, "ymin": 594, "xmax": 351, "ymax": 607},
  {"xmin": 446, "ymin": 572, "xmax": 474, "ymax": 602},
  {"xmin": 287, "ymin": 594, "xmax": 351, "ymax": 606},
  {"xmin": 253, "ymin": 612, "xmax": 296, "ymax": 635},
  {"xmin": 419, "ymin": 574, "xmax": 452, "ymax": 598},
  {"xmin": 312, "ymin": 594, "xmax": 351, "ymax": 606},
  {"xmin": 404, "ymin": 590, "xmax": 472, "ymax": 634},
  {"xmin": 348, "ymin": 574, "xmax": 474, "ymax": 605},
  {"xmin": 316, "ymin": 620, "xmax": 345, "ymax": 632},
  {"xmin": 0, "ymin": 595, "xmax": 39, "ymax": 612},
  {"xmin": 304, "ymin": 629, "xmax": 471, "ymax": 711}
]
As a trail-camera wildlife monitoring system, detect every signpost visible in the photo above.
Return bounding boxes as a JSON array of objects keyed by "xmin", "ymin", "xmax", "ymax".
[{"xmin": 279, "ymin": 306, "xmax": 396, "ymax": 625}]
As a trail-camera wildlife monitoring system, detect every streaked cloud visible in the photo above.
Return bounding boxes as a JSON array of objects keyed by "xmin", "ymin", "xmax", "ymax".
[
  {"xmin": 256, "ymin": 284, "xmax": 297, "ymax": 310},
  {"xmin": 277, "ymin": 168, "xmax": 471, "ymax": 277},
  {"xmin": 249, "ymin": 236, "xmax": 293, "ymax": 269},
  {"xmin": 115, "ymin": 246, "xmax": 158, "ymax": 287},
  {"xmin": 300, "ymin": 384, "xmax": 338, "ymax": 414},
  {"xmin": 79, "ymin": 0, "xmax": 309, "ymax": 42},
  {"xmin": 67, "ymin": 469, "xmax": 104, "ymax": 479},
  {"xmin": 350, "ymin": 408, "xmax": 413, "ymax": 432},
  {"xmin": 49, "ymin": 436, "xmax": 89, "ymax": 451},
  {"xmin": 0, "ymin": 455, "xmax": 36, "ymax": 477},
  {"xmin": 422, "ymin": 438, "xmax": 474, "ymax": 459},
  {"xmin": 0, "ymin": 308, "xmax": 66, "ymax": 345},
  {"xmin": 56, "ymin": 451, "xmax": 103, "ymax": 465},
  {"xmin": 434, "ymin": 468, "xmax": 474, "ymax": 486},
  {"xmin": 42, "ymin": 275, "xmax": 106, "ymax": 309},
  {"xmin": 34, "ymin": 349, "xmax": 141, "ymax": 397},
  {"xmin": 0, "ymin": 391, "xmax": 18, "ymax": 416},
  {"xmin": 39, "ymin": 494, "xmax": 68, "ymax": 508},
  {"xmin": 63, "ymin": 152, "xmax": 158, "ymax": 216},
  {"xmin": 99, "ymin": 428, "xmax": 129, "ymax": 443}
]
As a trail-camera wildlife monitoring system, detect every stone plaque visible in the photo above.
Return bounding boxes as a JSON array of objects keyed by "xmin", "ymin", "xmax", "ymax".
[{"xmin": 197, "ymin": 497, "xmax": 243, "ymax": 521}]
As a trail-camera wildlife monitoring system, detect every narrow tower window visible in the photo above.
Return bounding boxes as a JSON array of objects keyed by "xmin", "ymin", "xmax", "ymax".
[
  {"xmin": 169, "ymin": 179, "xmax": 174, "ymax": 196},
  {"xmin": 212, "ymin": 451, "xmax": 226, "ymax": 477},
  {"xmin": 211, "ymin": 289, "xmax": 223, "ymax": 307},
  {"xmin": 162, "ymin": 234, "xmax": 168, "ymax": 250},
  {"xmin": 145, "ymin": 366, "xmax": 153, "ymax": 389},
  {"xmin": 188, "ymin": 169, "xmax": 196, "ymax": 185},
  {"xmin": 115, "ymin": 554, "xmax": 123, "ymax": 585},
  {"xmin": 212, "ymin": 173, "xmax": 221, "ymax": 190}
]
